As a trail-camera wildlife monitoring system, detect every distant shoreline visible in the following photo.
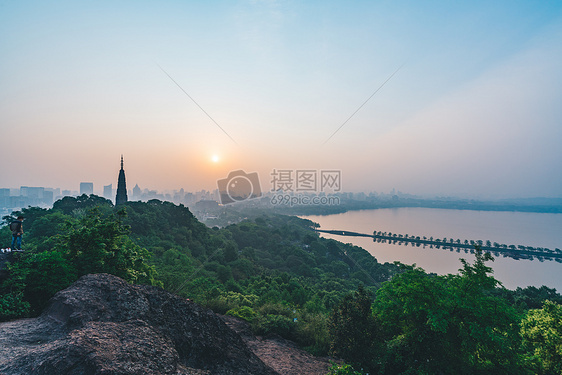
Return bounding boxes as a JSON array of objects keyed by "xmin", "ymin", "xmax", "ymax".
[{"xmin": 274, "ymin": 196, "xmax": 562, "ymax": 216}]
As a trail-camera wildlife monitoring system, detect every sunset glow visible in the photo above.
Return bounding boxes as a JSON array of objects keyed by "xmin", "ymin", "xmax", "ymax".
[{"xmin": 1, "ymin": 1, "xmax": 561, "ymax": 198}]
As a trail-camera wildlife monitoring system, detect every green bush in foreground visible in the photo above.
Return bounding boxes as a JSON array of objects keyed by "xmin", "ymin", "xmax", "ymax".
[{"xmin": 0, "ymin": 292, "xmax": 30, "ymax": 321}]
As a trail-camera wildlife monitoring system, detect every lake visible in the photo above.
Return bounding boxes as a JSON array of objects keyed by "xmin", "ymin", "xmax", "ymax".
[{"xmin": 303, "ymin": 207, "xmax": 562, "ymax": 291}]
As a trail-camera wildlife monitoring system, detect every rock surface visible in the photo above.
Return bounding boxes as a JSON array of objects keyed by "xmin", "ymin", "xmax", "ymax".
[
  {"xmin": 221, "ymin": 315, "xmax": 333, "ymax": 375},
  {"xmin": 0, "ymin": 273, "xmax": 278, "ymax": 375}
]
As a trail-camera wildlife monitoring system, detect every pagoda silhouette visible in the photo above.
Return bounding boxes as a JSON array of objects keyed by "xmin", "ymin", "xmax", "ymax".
[{"xmin": 115, "ymin": 155, "xmax": 128, "ymax": 205}]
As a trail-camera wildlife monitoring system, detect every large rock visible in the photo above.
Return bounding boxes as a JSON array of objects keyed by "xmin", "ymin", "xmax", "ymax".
[{"xmin": 0, "ymin": 273, "xmax": 278, "ymax": 375}]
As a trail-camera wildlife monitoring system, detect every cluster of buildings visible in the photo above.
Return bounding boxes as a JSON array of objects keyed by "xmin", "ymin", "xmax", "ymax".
[
  {"xmin": 1, "ymin": 156, "xmax": 388, "ymax": 218},
  {"xmin": 0, "ymin": 156, "xmax": 220, "ymax": 217},
  {"xmin": 0, "ymin": 187, "xmax": 58, "ymax": 213}
]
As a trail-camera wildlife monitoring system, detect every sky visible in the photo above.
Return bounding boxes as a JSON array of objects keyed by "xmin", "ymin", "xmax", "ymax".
[{"xmin": 1, "ymin": 0, "xmax": 562, "ymax": 198}]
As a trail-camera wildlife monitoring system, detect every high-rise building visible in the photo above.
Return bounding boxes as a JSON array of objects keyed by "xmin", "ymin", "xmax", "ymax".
[
  {"xmin": 132, "ymin": 184, "xmax": 141, "ymax": 200},
  {"xmin": 103, "ymin": 184, "xmax": 113, "ymax": 200},
  {"xmin": 80, "ymin": 182, "xmax": 93, "ymax": 196},
  {"xmin": 21, "ymin": 186, "xmax": 44, "ymax": 199},
  {"xmin": 43, "ymin": 190, "xmax": 54, "ymax": 205},
  {"xmin": 115, "ymin": 155, "xmax": 128, "ymax": 205},
  {"xmin": 20, "ymin": 186, "xmax": 45, "ymax": 206},
  {"xmin": 0, "ymin": 188, "xmax": 9, "ymax": 208},
  {"xmin": 45, "ymin": 187, "xmax": 60, "ymax": 198}
]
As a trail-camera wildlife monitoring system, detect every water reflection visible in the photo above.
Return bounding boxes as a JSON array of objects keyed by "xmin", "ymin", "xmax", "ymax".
[{"xmin": 303, "ymin": 208, "xmax": 562, "ymax": 290}]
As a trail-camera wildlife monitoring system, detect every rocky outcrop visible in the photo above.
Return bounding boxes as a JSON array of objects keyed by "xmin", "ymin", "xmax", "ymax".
[
  {"xmin": 221, "ymin": 315, "xmax": 333, "ymax": 375},
  {"xmin": 0, "ymin": 273, "xmax": 278, "ymax": 375}
]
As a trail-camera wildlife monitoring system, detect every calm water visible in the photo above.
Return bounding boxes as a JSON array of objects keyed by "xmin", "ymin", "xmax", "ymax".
[{"xmin": 303, "ymin": 208, "xmax": 562, "ymax": 291}]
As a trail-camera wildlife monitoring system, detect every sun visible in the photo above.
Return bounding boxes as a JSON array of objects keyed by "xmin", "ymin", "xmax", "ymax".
[{"xmin": 211, "ymin": 154, "xmax": 220, "ymax": 163}]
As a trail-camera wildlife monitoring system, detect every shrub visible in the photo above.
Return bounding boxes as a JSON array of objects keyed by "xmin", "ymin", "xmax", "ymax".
[
  {"xmin": 327, "ymin": 362, "xmax": 364, "ymax": 375},
  {"xmin": 202, "ymin": 297, "xmax": 237, "ymax": 314},
  {"xmin": 257, "ymin": 302, "xmax": 292, "ymax": 317},
  {"xmin": 0, "ymin": 292, "xmax": 30, "ymax": 321},
  {"xmin": 295, "ymin": 312, "xmax": 330, "ymax": 356},
  {"xmin": 16, "ymin": 251, "xmax": 77, "ymax": 314},
  {"xmin": 252, "ymin": 314, "xmax": 295, "ymax": 338},
  {"xmin": 225, "ymin": 306, "xmax": 258, "ymax": 322}
]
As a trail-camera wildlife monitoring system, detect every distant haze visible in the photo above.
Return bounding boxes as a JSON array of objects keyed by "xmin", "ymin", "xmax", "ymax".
[{"xmin": 2, "ymin": 1, "xmax": 561, "ymax": 198}]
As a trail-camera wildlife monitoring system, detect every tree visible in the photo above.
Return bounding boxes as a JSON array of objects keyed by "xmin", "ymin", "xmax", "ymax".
[
  {"xmin": 6, "ymin": 251, "xmax": 76, "ymax": 314},
  {"xmin": 372, "ymin": 250, "xmax": 524, "ymax": 373},
  {"xmin": 512, "ymin": 286, "xmax": 562, "ymax": 310},
  {"xmin": 52, "ymin": 194, "xmax": 113, "ymax": 215},
  {"xmin": 521, "ymin": 300, "xmax": 562, "ymax": 374},
  {"xmin": 57, "ymin": 208, "xmax": 159, "ymax": 285},
  {"xmin": 444, "ymin": 250, "xmax": 523, "ymax": 373},
  {"xmin": 329, "ymin": 285, "xmax": 381, "ymax": 373},
  {"xmin": 373, "ymin": 267, "xmax": 451, "ymax": 373},
  {"xmin": 223, "ymin": 241, "xmax": 239, "ymax": 263}
]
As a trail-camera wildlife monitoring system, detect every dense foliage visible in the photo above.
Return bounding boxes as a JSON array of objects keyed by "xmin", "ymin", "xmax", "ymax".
[
  {"xmin": 0, "ymin": 195, "xmax": 400, "ymax": 353},
  {"xmin": 373, "ymin": 251, "xmax": 522, "ymax": 373},
  {"xmin": 1, "ymin": 195, "xmax": 561, "ymax": 374},
  {"xmin": 521, "ymin": 300, "xmax": 562, "ymax": 374},
  {"xmin": 328, "ymin": 251, "xmax": 562, "ymax": 374}
]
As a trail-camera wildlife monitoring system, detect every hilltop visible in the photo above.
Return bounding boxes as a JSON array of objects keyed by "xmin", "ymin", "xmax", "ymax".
[{"xmin": 0, "ymin": 273, "xmax": 332, "ymax": 374}]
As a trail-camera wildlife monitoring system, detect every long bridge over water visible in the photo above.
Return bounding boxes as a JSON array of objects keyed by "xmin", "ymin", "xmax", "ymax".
[{"xmin": 315, "ymin": 229, "xmax": 562, "ymax": 262}]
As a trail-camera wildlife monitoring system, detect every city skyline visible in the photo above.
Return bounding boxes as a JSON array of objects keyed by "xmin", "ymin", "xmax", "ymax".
[{"xmin": 2, "ymin": 1, "xmax": 562, "ymax": 199}]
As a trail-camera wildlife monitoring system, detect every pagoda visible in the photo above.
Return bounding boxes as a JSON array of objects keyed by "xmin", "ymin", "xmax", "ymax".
[{"xmin": 115, "ymin": 155, "xmax": 128, "ymax": 205}]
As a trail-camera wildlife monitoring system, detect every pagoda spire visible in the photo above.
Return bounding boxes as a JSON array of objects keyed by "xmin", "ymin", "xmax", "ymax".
[{"xmin": 115, "ymin": 155, "xmax": 128, "ymax": 205}]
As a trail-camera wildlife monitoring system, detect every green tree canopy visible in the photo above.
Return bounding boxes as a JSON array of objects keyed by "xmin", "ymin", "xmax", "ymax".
[
  {"xmin": 56, "ymin": 208, "xmax": 158, "ymax": 285},
  {"xmin": 329, "ymin": 284, "xmax": 381, "ymax": 372},
  {"xmin": 521, "ymin": 300, "xmax": 562, "ymax": 374},
  {"xmin": 367, "ymin": 251, "xmax": 523, "ymax": 374}
]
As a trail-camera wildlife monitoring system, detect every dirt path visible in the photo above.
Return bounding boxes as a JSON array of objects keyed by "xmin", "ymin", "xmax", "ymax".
[{"xmin": 221, "ymin": 315, "xmax": 334, "ymax": 375}]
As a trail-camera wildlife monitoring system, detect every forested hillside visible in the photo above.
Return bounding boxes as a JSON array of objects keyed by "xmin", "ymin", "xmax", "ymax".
[{"xmin": 1, "ymin": 195, "xmax": 561, "ymax": 374}]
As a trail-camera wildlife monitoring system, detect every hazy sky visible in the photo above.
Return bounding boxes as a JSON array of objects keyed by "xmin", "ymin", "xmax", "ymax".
[{"xmin": 2, "ymin": 1, "xmax": 562, "ymax": 198}]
